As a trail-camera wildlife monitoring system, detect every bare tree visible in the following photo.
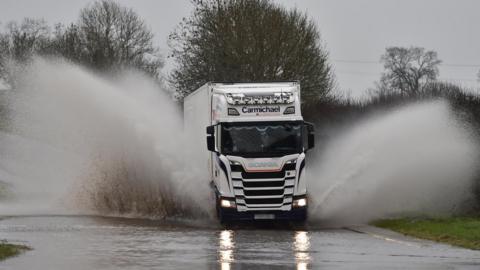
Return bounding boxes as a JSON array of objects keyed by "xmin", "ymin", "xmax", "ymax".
[
  {"xmin": 76, "ymin": 0, "xmax": 162, "ymax": 77},
  {"xmin": 379, "ymin": 46, "xmax": 441, "ymax": 96},
  {"xmin": 169, "ymin": 0, "xmax": 335, "ymax": 105}
]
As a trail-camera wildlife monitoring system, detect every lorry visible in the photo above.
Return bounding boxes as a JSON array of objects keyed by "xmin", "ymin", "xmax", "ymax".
[{"xmin": 184, "ymin": 82, "xmax": 314, "ymax": 223}]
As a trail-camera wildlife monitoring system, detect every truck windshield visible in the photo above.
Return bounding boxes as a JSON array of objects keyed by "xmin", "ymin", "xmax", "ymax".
[{"xmin": 221, "ymin": 121, "xmax": 303, "ymax": 157}]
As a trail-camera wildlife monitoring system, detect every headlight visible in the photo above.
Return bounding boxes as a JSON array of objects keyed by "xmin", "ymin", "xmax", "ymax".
[
  {"xmin": 293, "ymin": 198, "xmax": 307, "ymax": 208},
  {"xmin": 220, "ymin": 199, "xmax": 236, "ymax": 208},
  {"xmin": 229, "ymin": 160, "xmax": 241, "ymax": 165},
  {"xmin": 285, "ymin": 159, "xmax": 296, "ymax": 164}
]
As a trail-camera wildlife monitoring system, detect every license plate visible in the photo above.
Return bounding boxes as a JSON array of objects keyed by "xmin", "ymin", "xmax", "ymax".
[{"xmin": 254, "ymin": 214, "xmax": 275, "ymax": 220}]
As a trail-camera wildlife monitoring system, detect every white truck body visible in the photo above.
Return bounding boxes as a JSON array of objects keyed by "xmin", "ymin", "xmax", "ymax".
[{"xmin": 184, "ymin": 82, "xmax": 313, "ymax": 222}]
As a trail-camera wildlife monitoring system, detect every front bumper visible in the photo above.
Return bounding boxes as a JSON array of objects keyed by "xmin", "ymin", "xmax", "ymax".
[
  {"xmin": 217, "ymin": 194, "xmax": 308, "ymax": 222},
  {"xmin": 219, "ymin": 207, "xmax": 307, "ymax": 222}
]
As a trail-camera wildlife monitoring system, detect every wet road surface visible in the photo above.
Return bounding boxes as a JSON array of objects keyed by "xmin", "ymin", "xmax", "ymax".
[{"xmin": 1, "ymin": 216, "xmax": 480, "ymax": 269}]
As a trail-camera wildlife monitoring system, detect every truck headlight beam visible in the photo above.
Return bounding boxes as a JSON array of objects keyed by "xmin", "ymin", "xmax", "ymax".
[
  {"xmin": 220, "ymin": 199, "xmax": 236, "ymax": 208},
  {"xmin": 293, "ymin": 198, "xmax": 307, "ymax": 208}
]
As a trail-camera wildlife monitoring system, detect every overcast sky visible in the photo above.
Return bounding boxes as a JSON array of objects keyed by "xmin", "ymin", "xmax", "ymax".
[{"xmin": 1, "ymin": 0, "xmax": 479, "ymax": 98}]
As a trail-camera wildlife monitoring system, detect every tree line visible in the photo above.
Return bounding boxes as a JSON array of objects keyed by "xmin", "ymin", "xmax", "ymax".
[
  {"xmin": 1, "ymin": 1, "xmax": 480, "ymax": 132},
  {"xmin": 2, "ymin": 0, "xmax": 478, "ymax": 106}
]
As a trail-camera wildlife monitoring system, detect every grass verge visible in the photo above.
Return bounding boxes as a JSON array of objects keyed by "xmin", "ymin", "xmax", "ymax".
[
  {"xmin": 373, "ymin": 217, "xmax": 480, "ymax": 250},
  {"xmin": 0, "ymin": 241, "xmax": 30, "ymax": 261}
]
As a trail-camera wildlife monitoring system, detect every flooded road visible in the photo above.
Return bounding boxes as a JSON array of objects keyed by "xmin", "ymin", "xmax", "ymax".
[{"xmin": 1, "ymin": 216, "xmax": 480, "ymax": 270}]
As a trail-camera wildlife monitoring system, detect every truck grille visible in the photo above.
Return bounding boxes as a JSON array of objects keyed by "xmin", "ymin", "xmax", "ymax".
[
  {"xmin": 241, "ymin": 170, "xmax": 285, "ymax": 179},
  {"xmin": 231, "ymin": 163, "xmax": 296, "ymax": 211},
  {"xmin": 242, "ymin": 181, "xmax": 284, "ymax": 188},
  {"xmin": 244, "ymin": 198, "xmax": 284, "ymax": 205},
  {"xmin": 243, "ymin": 189, "xmax": 284, "ymax": 196}
]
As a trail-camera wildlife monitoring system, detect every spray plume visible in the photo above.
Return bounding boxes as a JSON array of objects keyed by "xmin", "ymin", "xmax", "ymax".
[
  {"xmin": 308, "ymin": 101, "xmax": 479, "ymax": 225},
  {"xmin": 0, "ymin": 58, "xmax": 212, "ymax": 219}
]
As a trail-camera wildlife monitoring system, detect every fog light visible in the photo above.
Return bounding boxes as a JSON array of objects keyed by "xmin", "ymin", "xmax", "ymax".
[
  {"xmin": 293, "ymin": 198, "xmax": 307, "ymax": 207},
  {"xmin": 220, "ymin": 199, "xmax": 236, "ymax": 208}
]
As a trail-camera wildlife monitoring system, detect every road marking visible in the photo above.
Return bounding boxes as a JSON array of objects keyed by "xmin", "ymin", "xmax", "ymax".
[
  {"xmin": 369, "ymin": 233, "xmax": 423, "ymax": 248},
  {"xmin": 345, "ymin": 226, "xmax": 425, "ymax": 248}
]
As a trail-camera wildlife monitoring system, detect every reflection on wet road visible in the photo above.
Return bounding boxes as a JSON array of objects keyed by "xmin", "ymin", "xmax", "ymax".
[
  {"xmin": 218, "ymin": 230, "xmax": 311, "ymax": 270},
  {"xmin": 294, "ymin": 231, "xmax": 310, "ymax": 270},
  {"xmin": 1, "ymin": 216, "xmax": 480, "ymax": 269},
  {"xmin": 218, "ymin": 230, "xmax": 234, "ymax": 270}
]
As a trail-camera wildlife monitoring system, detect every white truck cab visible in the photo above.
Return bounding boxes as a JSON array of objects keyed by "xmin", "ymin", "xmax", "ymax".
[{"xmin": 184, "ymin": 82, "xmax": 314, "ymax": 223}]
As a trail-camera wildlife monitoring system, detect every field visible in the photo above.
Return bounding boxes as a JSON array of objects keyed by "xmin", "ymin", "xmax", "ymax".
[{"xmin": 374, "ymin": 217, "xmax": 480, "ymax": 250}]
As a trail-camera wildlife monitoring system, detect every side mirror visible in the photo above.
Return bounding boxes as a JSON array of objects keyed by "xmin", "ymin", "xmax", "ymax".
[
  {"xmin": 206, "ymin": 125, "xmax": 216, "ymax": 152},
  {"xmin": 305, "ymin": 122, "xmax": 315, "ymax": 150},
  {"xmin": 206, "ymin": 125, "xmax": 214, "ymax": 135},
  {"xmin": 207, "ymin": 135, "xmax": 215, "ymax": 152}
]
